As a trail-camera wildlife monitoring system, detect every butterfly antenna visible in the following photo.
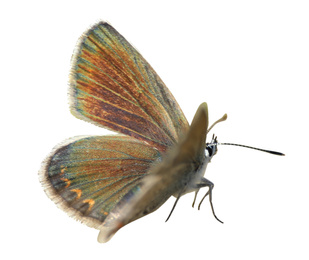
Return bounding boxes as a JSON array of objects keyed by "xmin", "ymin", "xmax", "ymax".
[
  {"xmin": 207, "ymin": 114, "xmax": 227, "ymax": 134},
  {"xmin": 218, "ymin": 143, "xmax": 285, "ymax": 156},
  {"xmin": 207, "ymin": 114, "xmax": 284, "ymax": 156}
]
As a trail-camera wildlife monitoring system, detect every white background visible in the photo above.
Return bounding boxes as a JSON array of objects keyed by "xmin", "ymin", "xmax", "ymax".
[{"xmin": 1, "ymin": 0, "xmax": 308, "ymax": 259}]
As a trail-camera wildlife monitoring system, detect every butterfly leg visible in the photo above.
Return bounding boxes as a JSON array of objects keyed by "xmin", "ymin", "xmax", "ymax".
[
  {"xmin": 198, "ymin": 190, "xmax": 209, "ymax": 210},
  {"xmin": 192, "ymin": 189, "xmax": 200, "ymax": 208},
  {"xmin": 195, "ymin": 178, "xmax": 223, "ymax": 224},
  {"xmin": 165, "ymin": 192, "xmax": 181, "ymax": 222},
  {"xmin": 165, "ymin": 185, "xmax": 189, "ymax": 222}
]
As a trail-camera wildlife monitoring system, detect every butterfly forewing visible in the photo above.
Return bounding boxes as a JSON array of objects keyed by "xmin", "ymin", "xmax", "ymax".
[
  {"xmin": 70, "ymin": 22, "xmax": 189, "ymax": 152},
  {"xmin": 40, "ymin": 135, "xmax": 161, "ymax": 229}
]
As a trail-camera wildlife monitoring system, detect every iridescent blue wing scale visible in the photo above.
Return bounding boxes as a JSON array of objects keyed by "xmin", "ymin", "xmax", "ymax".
[{"xmin": 40, "ymin": 135, "xmax": 161, "ymax": 229}]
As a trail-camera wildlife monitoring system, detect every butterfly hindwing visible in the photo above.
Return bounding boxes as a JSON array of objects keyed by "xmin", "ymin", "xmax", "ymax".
[
  {"xmin": 70, "ymin": 22, "xmax": 189, "ymax": 152},
  {"xmin": 40, "ymin": 135, "xmax": 161, "ymax": 229}
]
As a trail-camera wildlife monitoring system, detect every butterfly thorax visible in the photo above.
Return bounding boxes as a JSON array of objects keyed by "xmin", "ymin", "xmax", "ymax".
[
  {"xmin": 179, "ymin": 135, "xmax": 218, "ymax": 196},
  {"xmin": 182, "ymin": 153, "xmax": 209, "ymax": 195}
]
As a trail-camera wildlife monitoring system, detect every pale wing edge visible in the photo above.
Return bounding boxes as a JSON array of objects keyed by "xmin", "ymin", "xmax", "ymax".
[{"xmin": 39, "ymin": 135, "xmax": 104, "ymax": 229}]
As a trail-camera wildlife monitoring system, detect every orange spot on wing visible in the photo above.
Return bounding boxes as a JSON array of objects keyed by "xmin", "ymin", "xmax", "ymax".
[
  {"xmin": 60, "ymin": 178, "xmax": 71, "ymax": 188},
  {"xmin": 60, "ymin": 166, "xmax": 67, "ymax": 175},
  {"xmin": 71, "ymin": 189, "xmax": 82, "ymax": 200},
  {"xmin": 83, "ymin": 199, "xmax": 95, "ymax": 211}
]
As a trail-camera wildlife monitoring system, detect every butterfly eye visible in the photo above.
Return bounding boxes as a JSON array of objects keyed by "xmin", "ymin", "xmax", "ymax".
[
  {"xmin": 206, "ymin": 134, "xmax": 219, "ymax": 158},
  {"xmin": 206, "ymin": 146, "xmax": 214, "ymax": 157}
]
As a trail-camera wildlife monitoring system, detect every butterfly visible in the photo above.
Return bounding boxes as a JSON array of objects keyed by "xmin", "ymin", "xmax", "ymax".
[{"xmin": 40, "ymin": 22, "xmax": 284, "ymax": 243}]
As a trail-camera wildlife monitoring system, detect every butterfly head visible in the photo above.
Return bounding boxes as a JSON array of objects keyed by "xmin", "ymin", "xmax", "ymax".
[{"xmin": 205, "ymin": 134, "xmax": 219, "ymax": 160}]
